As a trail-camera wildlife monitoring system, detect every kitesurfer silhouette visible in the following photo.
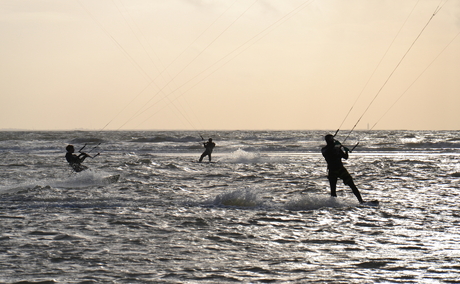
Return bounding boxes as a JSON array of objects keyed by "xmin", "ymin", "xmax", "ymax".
[
  {"xmin": 199, "ymin": 138, "xmax": 216, "ymax": 162},
  {"xmin": 65, "ymin": 144, "xmax": 90, "ymax": 172},
  {"xmin": 321, "ymin": 134, "xmax": 364, "ymax": 203}
]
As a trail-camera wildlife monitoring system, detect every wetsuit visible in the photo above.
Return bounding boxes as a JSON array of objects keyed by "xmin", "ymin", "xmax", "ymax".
[
  {"xmin": 322, "ymin": 144, "xmax": 351, "ymax": 184},
  {"xmin": 321, "ymin": 142, "xmax": 363, "ymax": 203},
  {"xmin": 66, "ymin": 152, "xmax": 88, "ymax": 172},
  {"xmin": 199, "ymin": 141, "xmax": 215, "ymax": 162}
]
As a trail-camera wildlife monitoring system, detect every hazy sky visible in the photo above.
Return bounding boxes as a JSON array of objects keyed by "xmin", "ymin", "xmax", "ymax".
[{"xmin": 1, "ymin": 0, "xmax": 459, "ymax": 131}]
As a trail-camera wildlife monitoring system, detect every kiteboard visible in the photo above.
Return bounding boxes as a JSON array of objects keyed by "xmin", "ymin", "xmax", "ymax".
[{"xmin": 360, "ymin": 200, "xmax": 379, "ymax": 206}]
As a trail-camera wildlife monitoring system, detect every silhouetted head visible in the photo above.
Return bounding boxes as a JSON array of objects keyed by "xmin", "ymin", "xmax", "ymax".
[
  {"xmin": 325, "ymin": 134, "xmax": 335, "ymax": 145},
  {"xmin": 208, "ymin": 138, "xmax": 213, "ymax": 142},
  {"xmin": 66, "ymin": 145, "xmax": 75, "ymax": 152}
]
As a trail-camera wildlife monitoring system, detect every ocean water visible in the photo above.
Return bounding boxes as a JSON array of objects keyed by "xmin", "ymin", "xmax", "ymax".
[{"xmin": 1, "ymin": 130, "xmax": 460, "ymax": 283}]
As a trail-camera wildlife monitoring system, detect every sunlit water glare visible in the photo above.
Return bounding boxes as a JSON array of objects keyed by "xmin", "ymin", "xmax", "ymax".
[{"xmin": 1, "ymin": 130, "xmax": 459, "ymax": 283}]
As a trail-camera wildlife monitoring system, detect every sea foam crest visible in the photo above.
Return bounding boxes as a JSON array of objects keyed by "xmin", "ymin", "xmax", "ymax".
[
  {"xmin": 0, "ymin": 170, "xmax": 115, "ymax": 193},
  {"xmin": 51, "ymin": 171, "xmax": 117, "ymax": 188},
  {"xmin": 213, "ymin": 188, "xmax": 261, "ymax": 207},
  {"xmin": 222, "ymin": 148, "xmax": 281, "ymax": 163}
]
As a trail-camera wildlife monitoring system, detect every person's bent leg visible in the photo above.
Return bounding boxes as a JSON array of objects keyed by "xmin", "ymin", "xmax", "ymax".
[{"xmin": 347, "ymin": 179, "xmax": 364, "ymax": 203}]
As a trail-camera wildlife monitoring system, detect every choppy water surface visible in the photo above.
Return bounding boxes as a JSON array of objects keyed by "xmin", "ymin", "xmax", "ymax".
[{"xmin": 1, "ymin": 130, "xmax": 460, "ymax": 283}]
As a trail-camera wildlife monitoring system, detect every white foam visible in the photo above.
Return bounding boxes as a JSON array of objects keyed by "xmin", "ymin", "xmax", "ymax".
[
  {"xmin": 51, "ymin": 170, "xmax": 118, "ymax": 188},
  {"xmin": 0, "ymin": 170, "xmax": 117, "ymax": 193},
  {"xmin": 221, "ymin": 148, "xmax": 283, "ymax": 163},
  {"xmin": 212, "ymin": 188, "xmax": 262, "ymax": 207}
]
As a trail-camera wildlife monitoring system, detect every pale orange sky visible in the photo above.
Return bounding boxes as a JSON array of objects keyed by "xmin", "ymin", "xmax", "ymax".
[{"xmin": 1, "ymin": 0, "xmax": 459, "ymax": 130}]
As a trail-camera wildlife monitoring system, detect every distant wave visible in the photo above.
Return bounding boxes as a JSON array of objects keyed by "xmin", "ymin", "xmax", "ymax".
[
  {"xmin": 130, "ymin": 135, "xmax": 200, "ymax": 143},
  {"xmin": 405, "ymin": 142, "xmax": 460, "ymax": 149},
  {"xmin": 69, "ymin": 137, "xmax": 104, "ymax": 144},
  {"xmin": 221, "ymin": 149, "xmax": 284, "ymax": 163}
]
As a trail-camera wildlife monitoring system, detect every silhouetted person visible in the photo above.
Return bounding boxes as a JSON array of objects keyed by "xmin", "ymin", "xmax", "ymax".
[
  {"xmin": 199, "ymin": 138, "xmax": 215, "ymax": 162},
  {"xmin": 321, "ymin": 134, "xmax": 364, "ymax": 203},
  {"xmin": 65, "ymin": 144, "xmax": 90, "ymax": 172}
]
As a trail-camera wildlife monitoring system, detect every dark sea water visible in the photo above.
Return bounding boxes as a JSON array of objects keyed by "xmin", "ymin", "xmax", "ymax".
[{"xmin": 1, "ymin": 130, "xmax": 460, "ymax": 283}]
